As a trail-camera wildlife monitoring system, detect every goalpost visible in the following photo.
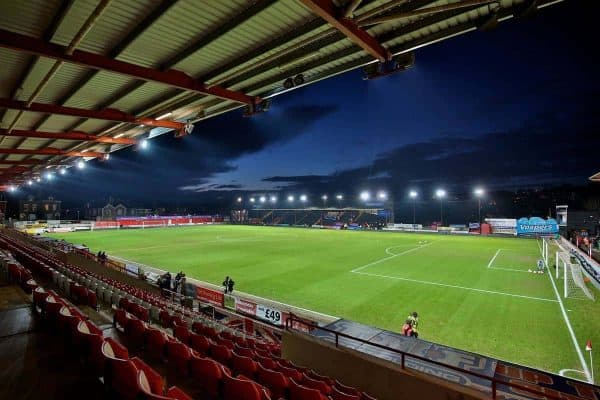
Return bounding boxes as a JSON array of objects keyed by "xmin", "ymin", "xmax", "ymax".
[{"xmin": 552, "ymin": 238, "xmax": 595, "ymax": 301}]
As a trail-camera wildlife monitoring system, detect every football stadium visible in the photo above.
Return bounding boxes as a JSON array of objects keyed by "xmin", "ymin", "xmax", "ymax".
[{"xmin": 1, "ymin": 1, "xmax": 599, "ymax": 400}]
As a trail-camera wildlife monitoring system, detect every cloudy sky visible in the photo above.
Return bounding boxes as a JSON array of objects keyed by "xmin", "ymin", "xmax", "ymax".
[{"xmin": 16, "ymin": 0, "xmax": 599, "ymax": 207}]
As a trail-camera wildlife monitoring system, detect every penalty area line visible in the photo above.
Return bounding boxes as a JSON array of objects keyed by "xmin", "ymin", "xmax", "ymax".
[
  {"xmin": 487, "ymin": 249, "xmax": 502, "ymax": 268},
  {"xmin": 352, "ymin": 271, "xmax": 558, "ymax": 303},
  {"xmin": 351, "ymin": 242, "xmax": 432, "ymax": 273}
]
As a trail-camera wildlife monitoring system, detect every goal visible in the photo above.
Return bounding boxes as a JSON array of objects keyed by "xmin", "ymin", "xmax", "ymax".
[{"xmin": 555, "ymin": 250, "xmax": 595, "ymax": 300}]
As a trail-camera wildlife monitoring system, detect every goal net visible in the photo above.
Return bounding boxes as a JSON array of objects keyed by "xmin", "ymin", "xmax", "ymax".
[{"xmin": 555, "ymin": 249, "xmax": 595, "ymax": 300}]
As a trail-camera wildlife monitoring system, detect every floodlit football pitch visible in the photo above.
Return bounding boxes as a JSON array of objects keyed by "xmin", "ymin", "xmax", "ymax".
[{"xmin": 48, "ymin": 225, "xmax": 600, "ymax": 381}]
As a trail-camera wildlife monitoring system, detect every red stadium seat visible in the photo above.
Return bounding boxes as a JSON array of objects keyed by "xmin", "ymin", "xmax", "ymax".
[
  {"xmin": 114, "ymin": 308, "xmax": 129, "ymax": 330},
  {"xmin": 105, "ymin": 357, "xmax": 138, "ymax": 400},
  {"xmin": 189, "ymin": 332, "xmax": 210, "ymax": 355},
  {"xmin": 278, "ymin": 364, "xmax": 304, "ymax": 383},
  {"xmin": 360, "ymin": 392, "xmax": 377, "ymax": 400},
  {"xmin": 173, "ymin": 325, "xmax": 191, "ymax": 344},
  {"xmin": 331, "ymin": 386, "xmax": 360, "ymax": 400},
  {"xmin": 165, "ymin": 386, "xmax": 194, "ymax": 400},
  {"xmin": 145, "ymin": 327, "xmax": 169, "ymax": 360},
  {"xmin": 334, "ymin": 380, "xmax": 360, "ymax": 397},
  {"xmin": 222, "ymin": 372, "xmax": 264, "ymax": 400},
  {"xmin": 256, "ymin": 353, "xmax": 278, "ymax": 370},
  {"xmin": 217, "ymin": 337, "xmax": 235, "ymax": 350},
  {"xmin": 189, "ymin": 353, "xmax": 229, "ymax": 398},
  {"xmin": 257, "ymin": 362, "xmax": 289, "ymax": 399},
  {"xmin": 126, "ymin": 317, "xmax": 147, "ymax": 351},
  {"xmin": 234, "ymin": 344, "xmax": 256, "ymax": 358},
  {"xmin": 166, "ymin": 341, "xmax": 192, "ymax": 377},
  {"xmin": 289, "ymin": 378, "xmax": 329, "ymax": 400},
  {"xmin": 231, "ymin": 351, "xmax": 258, "ymax": 378},
  {"xmin": 307, "ymin": 370, "xmax": 333, "ymax": 385},
  {"xmin": 210, "ymin": 343, "xmax": 233, "ymax": 366},
  {"xmin": 132, "ymin": 357, "xmax": 164, "ymax": 395},
  {"xmin": 302, "ymin": 373, "xmax": 332, "ymax": 395}
]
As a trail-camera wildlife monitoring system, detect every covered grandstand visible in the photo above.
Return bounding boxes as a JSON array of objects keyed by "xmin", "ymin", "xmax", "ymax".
[{"xmin": 1, "ymin": 0, "xmax": 563, "ymax": 190}]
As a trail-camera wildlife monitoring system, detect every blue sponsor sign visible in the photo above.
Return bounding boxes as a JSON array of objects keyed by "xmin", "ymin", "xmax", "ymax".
[{"xmin": 516, "ymin": 217, "xmax": 559, "ymax": 235}]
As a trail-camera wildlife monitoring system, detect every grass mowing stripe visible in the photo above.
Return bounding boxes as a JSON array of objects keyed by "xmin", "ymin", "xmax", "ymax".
[
  {"xmin": 353, "ymin": 270, "xmax": 558, "ymax": 302},
  {"xmin": 538, "ymin": 239, "xmax": 592, "ymax": 382}
]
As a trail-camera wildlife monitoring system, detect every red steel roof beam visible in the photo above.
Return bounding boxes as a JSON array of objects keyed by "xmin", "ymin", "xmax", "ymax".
[
  {"xmin": 0, "ymin": 148, "xmax": 105, "ymax": 158},
  {"xmin": 299, "ymin": 0, "xmax": 391, "ymax": 62},
  {"xmin": 2, "ymin": 129, "xmax": 137, "ymax": 144},
  {"xmin": 0, "ymin": 160, "xmax": 45, "ymax": 165},
  {"xmin": 0, "ymin": 98, "xmax": 184, "ymax": 131},
  {"xmin": 0, "ymin": 29, "xmax": 258, "ymax": 105}
]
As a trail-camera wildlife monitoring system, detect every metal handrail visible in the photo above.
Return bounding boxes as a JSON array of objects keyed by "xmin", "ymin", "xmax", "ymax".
[{"xmin": 285, "ymin": 314, "xmax": 589, "ymax": 400}]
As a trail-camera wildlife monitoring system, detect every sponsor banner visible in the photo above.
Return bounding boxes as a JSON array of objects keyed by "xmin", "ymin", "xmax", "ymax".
[
  {"xmin": 516, "ymin": 217, "xmax": 559, "ymax": 235},
  {"xmin": 224, "ymin": 294, "xmax": 236, "ymax": 310},
  {"xmin": 125, "ymin": 263, "xmax": 139, "ymax": 277},
  {"xmin": 235, "ymin": 297, "xmax": 257, "ymax": 316},
  {"xmin": 196, "ymin": 286, "xmax": 224, "ymax": 307},
  {"xmin": 468, "ymin": 222, "xmax": 480, "ymax": 229},
  {"xmin": 485, "ymin": 218, "xmax": 517, "ymax": 235},
  {"xmin": 256, "ymin": 304, "xmax": 283, "ymax": 326}
]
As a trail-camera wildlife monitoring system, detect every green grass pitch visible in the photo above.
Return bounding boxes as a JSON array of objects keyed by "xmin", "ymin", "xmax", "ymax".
[{"xmin": 48, "ymin": 225, "xmax": 600, "ymax": 381}]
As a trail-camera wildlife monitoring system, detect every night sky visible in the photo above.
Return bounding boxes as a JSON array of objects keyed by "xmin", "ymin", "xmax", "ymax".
[{"xmin": 6, "ymin": 1, "xmax": 599, "ymax": 214}]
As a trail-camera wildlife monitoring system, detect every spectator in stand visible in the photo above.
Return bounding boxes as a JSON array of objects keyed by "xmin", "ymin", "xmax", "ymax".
[
  {"xmin": 227, "ymin": 277, "xmax": 235, "ymax": 294},
  {"xmin": 223, "ymin": 276, "xmax": 230, "ymax": 293},
  {"xmin": 179, "ymin": 276, "xmax": 186, "ymax": 295}
]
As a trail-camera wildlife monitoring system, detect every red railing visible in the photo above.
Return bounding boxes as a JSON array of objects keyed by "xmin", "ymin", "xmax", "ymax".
[{"xmin": 285, "ymin": 314, "xmax": 589, "ymax": 400}]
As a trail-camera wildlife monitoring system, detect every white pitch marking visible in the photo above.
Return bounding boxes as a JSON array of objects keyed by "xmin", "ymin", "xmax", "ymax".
[
  {"xmin": 559, "ymin": 369, "xmax": 586, "ymax": 378},
  {"xmin": 538, "ymin": 239, "xmax": 592, "ymax": 383},
  {"xmin": 487, "ymin": 249, "xmax": 502, "ymax": 268},
  {"xmin": 488, "ymin": 266, "xmax": 530, "ymax": 273},
  {"xmin": 352, "ymin": 270, "xmax": 558, "ymax": 303},
  {"xmin": 351, "ymin": 242, "xmax": 432, "ymax": 273}
]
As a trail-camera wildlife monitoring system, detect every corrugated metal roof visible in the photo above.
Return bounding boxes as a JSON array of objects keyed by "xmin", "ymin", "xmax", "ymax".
[{"xmin": 0, "ymin": 0, "xmax": 564, "ymax": 186}]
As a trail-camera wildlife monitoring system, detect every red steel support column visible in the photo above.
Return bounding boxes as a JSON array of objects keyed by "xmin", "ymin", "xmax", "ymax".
[{"xmin": 0, "ymin": 148, "xmax": 106, "ymax": 158}]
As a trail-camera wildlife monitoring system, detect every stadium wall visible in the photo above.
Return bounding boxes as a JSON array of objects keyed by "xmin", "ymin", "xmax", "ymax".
[{"xmin": 282, "ymin": 331, "xmax": 483, "ymax": 400}]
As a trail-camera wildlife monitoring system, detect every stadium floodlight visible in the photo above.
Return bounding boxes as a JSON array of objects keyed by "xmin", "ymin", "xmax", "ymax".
[
  {"xmin": 249, "ymin": 197, "xmax": 255, "ymax": 203},
  {"xmin": 409, "ymin": 190, "xmax": 418, "ymax": 225},
  {"xmin": 300, "ymin": 194, "xmax": 307, "ymax": 202},
  {"xmin": 259, "ymin": 196, "xmax": 266, "ymax": 203},
  {"xmin": 27, "ymin": 180, "xmax": 33, "ymax": 186},
  {"xmin": 321, "ymin": 195, "xmax": 328, "ymax": 201},
  {"xmin": 378, "ymin": 191, "xmax": 387, "ymax": 200},
  {"xmin": 236, "ymin": 197, "xmax": 242, "ymax": 203},
  {"xmin": 59, "ymin": 168, "xmax": 66, "ymax": 175},
  {"xmin": 436, "ymin": 189, "xmax": 446, "ymax": 225},
  {"xmin": 77, "ymin": 160, "xmax": 85, "ymax": 169},
  {"xmin": 360, "ymin": 191, "xmax": 370, "ymax": 201},
  {"xmin": 8, "ymin": 185, "xmax": 16, "ymax": 192},
  {"xmin": 36, "ymin": 177, "xmax": 41, "ymax": 182},
  {"xmin": 140, "ymin": 139, "xmax": 149, "ymax": 150},
  {"xmin": 270, "ymin": 196, "xmax": 277, "ymax": 203},
  {"xmin": 287, "ymin": 195, "xmax": 294, "ymax": 202},
  {"xmin": 45, "ymin": 172, "xmax": 54, "ymax": 180},
  {"xmin": 336, "ymin": 194, "xmax": 343, "ymax": 200},
  {"xmin": 474, "ymin": 187, "xmax": 485, "ymax": 224}
]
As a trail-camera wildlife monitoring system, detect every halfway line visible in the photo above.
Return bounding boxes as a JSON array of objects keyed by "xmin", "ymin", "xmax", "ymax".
[{"xmin": 351, "ymin": 242, "xmax": 432, "ymax": 273}]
